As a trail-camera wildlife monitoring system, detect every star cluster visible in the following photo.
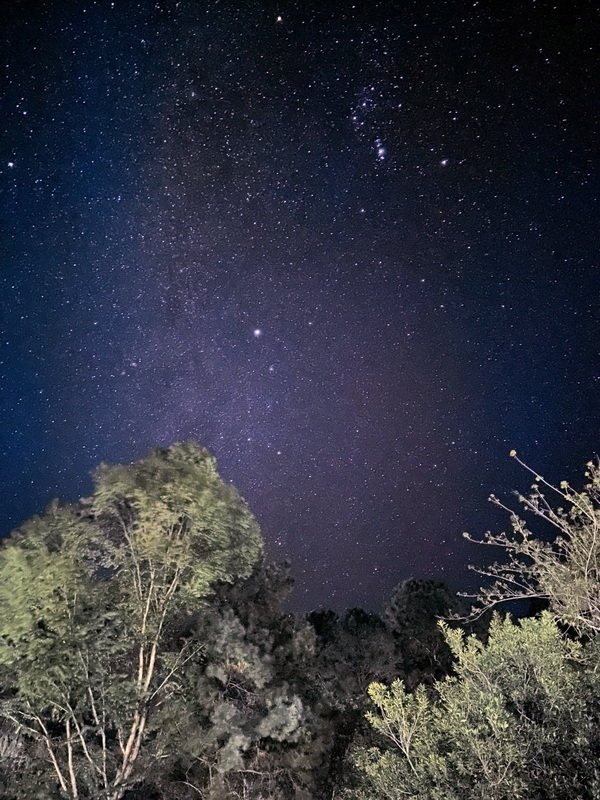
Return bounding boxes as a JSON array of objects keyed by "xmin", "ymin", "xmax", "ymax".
[{"xmin": 1, "ymin": 0, "xmax": 598, "ymax": 610}]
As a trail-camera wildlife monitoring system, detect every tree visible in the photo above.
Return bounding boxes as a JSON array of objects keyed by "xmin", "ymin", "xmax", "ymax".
[
  {"xmin": 0, "ymin": 442, "xmax": 263, "ymax": 800},
  {"xmin": 464, "ymin": 453, "xmax": 600, "ymax": 636},
  {"xmin": 351, "ymin": 455, "xmax": 600, "ymax": 800},
  {"xmin": 383, "ymin": 579, "xmax": 463, "ymax": 688},
  {"xmin": 352, "ymin": 612, "xmax": 600, "ymax": 800},
  {"xmin": 134, "ymin": 558, "xmax": 326, "ymax": 800}
]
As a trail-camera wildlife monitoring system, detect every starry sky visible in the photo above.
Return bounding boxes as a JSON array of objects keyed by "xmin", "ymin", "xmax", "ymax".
[{"xmin": 1, "ymin": 0, "xmax": 598, "ymax": 611}]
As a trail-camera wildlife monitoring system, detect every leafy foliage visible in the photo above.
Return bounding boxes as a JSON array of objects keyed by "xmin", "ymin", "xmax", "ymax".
[
  {"xmin": 353, "ymin": 455, "xmax": 600, "ymax": 800},
  {"xmin": 4, "ymin": 444, "xmax": 600, "ymax": 800},
  {"xmin": 354, "ymin": 612, "xmax": 600, "ymax": 800},
  {"xmin": 141, "ymin": 559, "xmax": 328, "ymax": 800},
  {"xmin": 0, "ymin": 442, "xmax": 262, "ymax": 800}
]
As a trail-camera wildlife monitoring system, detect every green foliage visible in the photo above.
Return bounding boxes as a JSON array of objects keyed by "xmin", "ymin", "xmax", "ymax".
[
  {"xmin": 142, "ymin": 559, "xmax": 326, "ymax": 800},
  {"xmin": 92, "ymin": 441, "xmax": 263, "ymax": 603},
  {"xmin": 353, "ymin": 612, "xmax": 600, "ymax": 800},
  {"xmin": 0, "ymin": 503, "xmax": 98, "ymax": 667},
  {"xmin": 4, "ymin": 445, "xmax": 600, "ymax": 800},
  {"xmin": 129, "ymin": 479, "xmax": 462, "ymax": 791},
  {"xmin": 0, "ymin": 442, "xmax": 262, "ymax": 800}
]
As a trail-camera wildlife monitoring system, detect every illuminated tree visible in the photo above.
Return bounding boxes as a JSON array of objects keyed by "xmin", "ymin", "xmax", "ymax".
[
  {"xmin": 353, "ymin": 613, "xmax": 600, "ymax": 800},
  {"xmin": 352, "ymin": 455, "xmax": 600, "ymax": 800},
  {"xmin": 0, "ymin": 442, "xmax": 262, "ymax": 800}
]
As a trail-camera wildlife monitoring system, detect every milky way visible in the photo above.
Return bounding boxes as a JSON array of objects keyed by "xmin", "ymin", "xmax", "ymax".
[{"xmin": 2, "ymin": 0, "xmax": 598, "ymax": 610}]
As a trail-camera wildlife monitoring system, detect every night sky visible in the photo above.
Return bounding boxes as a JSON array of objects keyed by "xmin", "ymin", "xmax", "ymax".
[{"xmin": 2, "ymin": 0, "xmax": 598, "ymax": 611}]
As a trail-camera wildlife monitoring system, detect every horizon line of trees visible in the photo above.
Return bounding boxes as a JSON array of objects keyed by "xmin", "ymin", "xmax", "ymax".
[{"xmin": 1, "ymin": 441, "xmax": 599, "ymax": 800}]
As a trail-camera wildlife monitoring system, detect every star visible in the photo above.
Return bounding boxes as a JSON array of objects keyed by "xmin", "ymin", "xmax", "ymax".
[
  {"xmin": 374, "ymin": 138, "xmax": 386, "ymax": 160},
  {"xmin": 253, "ymin": 329, "xmax": 262, "ymax": 338}
]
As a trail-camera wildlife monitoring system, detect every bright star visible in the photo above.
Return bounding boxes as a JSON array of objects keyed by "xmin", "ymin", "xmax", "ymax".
[{"xmin": 253, "ymin": 329, "xmax": 262, "ymax": 337}]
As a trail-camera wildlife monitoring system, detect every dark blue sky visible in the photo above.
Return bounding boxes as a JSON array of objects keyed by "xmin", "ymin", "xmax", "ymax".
[{"xmin": 2, "ymin": 0, "xmax": 598, "ymax": 610}]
